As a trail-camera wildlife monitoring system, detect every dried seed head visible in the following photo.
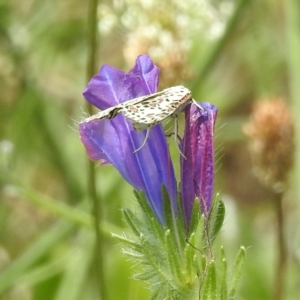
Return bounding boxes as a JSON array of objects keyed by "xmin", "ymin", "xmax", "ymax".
[{"xmin": 243, "ymin": 99, "xmax": 294, "ymax": 193}]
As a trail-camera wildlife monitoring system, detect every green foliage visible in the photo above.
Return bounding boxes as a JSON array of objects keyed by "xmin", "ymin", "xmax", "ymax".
[
  {"xmin": 207, "ymin": 193, "xmax": 226, "ymax": 244},
  {"xmin": 1, "ymin": 0, "xmax": 300, "ymax": 299},
  {"xmin": 114, "ymin": 190, "xmax": 246, "ymax": 300}
]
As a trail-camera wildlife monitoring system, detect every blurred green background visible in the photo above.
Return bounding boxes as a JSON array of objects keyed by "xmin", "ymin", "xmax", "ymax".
[{"xmin": 1, "ymin": 0, "xmax": 300, "ymax": 299}]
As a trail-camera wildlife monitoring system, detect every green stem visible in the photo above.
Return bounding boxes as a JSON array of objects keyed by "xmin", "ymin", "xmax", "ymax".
[
  {"xmin": 285, "ymin": 0, "xmax": 300, "ymax": 197},
  {"xmin": 273, "ymin": 193, "xmax": 287, "ymax": 300},
  {"xmin": 21, "ymin": 187, "xmax": 122, "ymax": 234},
  {"xmin": 86, "ymin": 0, "xmax": 106, "ymax": 299},
  {"xmin": 192, "ymin": 0, "xmax": 251, "ymax": 91},
  {"xmin": 284, "ymin": 1, "xmax": 300, "ymax": 298}
]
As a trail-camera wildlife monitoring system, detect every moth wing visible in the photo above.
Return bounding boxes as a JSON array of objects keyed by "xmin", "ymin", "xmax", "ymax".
[
  {"xmin": 80, "ymin": 105, "xmax": 122, "ymax": 123},
  {"xmin": 80, "ymin": 86, "xmax": 192, "ymax": 128},
  {"xmin": 79, "ymin": 93, "xmax": 157, "ymax": 124},
  {"xmin": 120, "ymin": 86, "xmax": 192, "ymax": 128}
]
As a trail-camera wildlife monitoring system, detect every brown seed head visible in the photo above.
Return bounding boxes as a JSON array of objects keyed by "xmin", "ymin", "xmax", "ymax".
[{"xmin": 243, "ymin": 99, "xmax": 295, "ymax": 192}]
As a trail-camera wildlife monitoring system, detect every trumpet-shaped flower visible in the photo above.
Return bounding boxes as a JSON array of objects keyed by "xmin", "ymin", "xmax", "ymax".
[
  {"xmin": 77, "ymin": 56, "xmax": 247, "ymax": 300},
  {"xmin": 79, "ymin": 55, "xmax": 177, "ymax": 223}
]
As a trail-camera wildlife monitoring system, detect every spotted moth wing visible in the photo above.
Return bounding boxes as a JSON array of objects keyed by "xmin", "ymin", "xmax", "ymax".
[
  {"xmin": 120, "ymin": 86, "xmax": 192, "ymax": 131},
  {"xmin": 80, "ymin": 105, "xmax": 123, "ymax": 123},
  {"xmin": 80, "ymin": 90, "xmax": 167, "ymax": 124}
]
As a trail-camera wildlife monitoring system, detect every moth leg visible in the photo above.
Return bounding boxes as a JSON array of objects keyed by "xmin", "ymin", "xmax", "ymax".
[
  {"xmin": 173, "ymin": 115, "xmax": 186, "ymax": 159},
  {"xmin": 192, "ymin": 99, "xmax": 204, "ymax": 110},
  {"xmin": 165, "ymin": 132, "xmax": 175, "ymax": 137},
  {"xmin": 133, "ymin": 127, "xmax": 151, "ymax": 153}
]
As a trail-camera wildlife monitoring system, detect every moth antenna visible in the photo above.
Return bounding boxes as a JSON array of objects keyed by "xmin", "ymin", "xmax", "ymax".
[{"xmin": 192, "ymin": 99, "xmax": 204, "ymax": 110}]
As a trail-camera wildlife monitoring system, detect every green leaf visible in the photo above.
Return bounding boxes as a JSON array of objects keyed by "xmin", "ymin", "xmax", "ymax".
[
  {"xmin": 123, "ymin": 208, "xmax": 142, "ymax": 237},
  {"xmin": 121, "ymin": 250, "xmax": 144, "ymax": 259},
  {"xmin": 54, "ymin": 231, "xmax": 94, "ymax": 300},
  {"xmin": 174, "ymin": 194, "xmax": 187, "ymax": 251},
  {"xmin": 16, "ymin": 258, "xmax": 66, "ymax": 286},
  {"xmin": 162, "ymin": 185, "xmax": 173, "ymax": 230},
  {"xmin": 133, "ymin": 190, "xmax": 166, "ymax": 245},
  {"xmin": 194, "ymin": 214, "xmax": 205, "ymax": 250},
  {"xmin": 162, "ymin": 186, "xmax": 185, "ymax": 259},
  {"xmin": 219, "ymin": 258, "xmax": 228, "ymax": 300},
  {"xmin": 139, "ymin": 234, "xmax": 174, "ymax": 287},
  {"xmin": 218, "ymin": 246, "xmax": 228, "ymax": 300},
  {"xmin": 188, "ymin": 197, "xmax": 201, "ymax": 236},
  {"xmin": 229, "ymin": 246, "xmax": 246, "ymax": 298},
  {"xmin": 201, "ymin": 260, "xmax": 217, "ymax": 300},
  {"xmin": 134, "ymin": 190, "xmax": 154, "ymax": 222},
  {"xmin": 165, "ymin": 230, "xmax": 184, "ymax": 284},
  {"xmin": 149, "ymin": 216, "xmax": 165, "ymax": 245},
  {"xmin": 21, "ymin": 187, "xmax": 91, "ymax": 227},
  {"xmin": 185, "ymin": 233, "xmax": 196, "ymax": 277},
  {"xmin": 20, "ymin": 187, "xmax": 121, "ymax": 234},
  {"xmin": 133, "ymin": 270, "xmax": 157, "ymax": 281},
  {"xmin": 208, "ymin": 194, "xmax": 225, "ymax": 243},
  {"xmin": 219, "ymin": 246, "xmax": 225, "ymax": 261},
  {"xmin": 111, "ymin": 233, "xmax": 142, "ymax": 252},
  {"xmin": 149, "ymin": 287, "xmax": 162, "ymax": 300},
  {"xmin": 200, "ymin": 255, "xmax": 207, "ymax": 275}
]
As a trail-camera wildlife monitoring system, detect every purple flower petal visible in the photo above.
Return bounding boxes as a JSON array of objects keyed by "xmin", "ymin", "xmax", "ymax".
[
  {"xmin": 180, "ymin": 102, "xmax": 218, "ymax": 228},
  {"xmin": 79, "ymin": 55, "xmax": 177, "ymax": 223}
]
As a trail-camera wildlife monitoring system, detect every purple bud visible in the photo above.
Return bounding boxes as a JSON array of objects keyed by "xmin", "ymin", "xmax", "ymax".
[{"xmin": 180, "ymin": 102, "xmax": 218, "ymax": 228}]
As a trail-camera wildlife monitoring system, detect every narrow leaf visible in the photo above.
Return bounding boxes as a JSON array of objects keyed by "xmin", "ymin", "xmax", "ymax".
[
  {"xmin": 208, "ymin": 195, "xmax": 225, "ymax": 243},
  {"xmin": 162, "ymin": 185, "xmax": 173, "ymax": 230},
  {"xmin": 229, "ymin": 246, "xmax": 246, "ymax": 298},
  {"xmin": 134, "ymin": 190, "xmax": 155, "ymax": 222},
  {"xmin": 188, "ymin": 197, "xmax": 201, "ymax": 236},
  {"xmin": 54, "ymin": 231, "xmax": 93, "ymax": 300},
  {"xmin": 123, "ymin": 209, "xmax": 142, "ymax": 237},
  {"xmin": 219, "ymin": 258, "xmax": 228, "ymax": 300},
  {"xmin": 111, "ymin": 233, "xmax": 142, "ymax": 251},
  {"xmin": 201, "ymin": 260, "xmax": 217, "ymax": 300},
  {"xmin": 185, "ymin": 233, "xmax": 196, "ymax": 277},
  {"xmin": 165, "ymin": 230, "xmax": 184, "ymax": 284},
  {"xmin": 194, "ymin": 214, "xmax": 205, "ymax": 250}
]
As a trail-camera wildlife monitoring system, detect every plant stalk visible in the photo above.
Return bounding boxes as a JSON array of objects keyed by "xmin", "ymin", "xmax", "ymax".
[
  {"xmin": 285, "ymin": 0, "xmax": 300, "ymax": 196},
  {"xmin": 86, "ymin": 0, "xmax": 106, "ymax": 299},
  {"xmin": 273, "ymin": 193, "xmax": 287, "ymax": 300},
  {"xmin": 192, "ymin": 0, "xmax": 251, "ymax": 91}
]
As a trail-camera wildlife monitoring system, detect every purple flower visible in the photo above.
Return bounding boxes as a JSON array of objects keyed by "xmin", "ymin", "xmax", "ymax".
[
  {"xmin": 180, "ymin": 102, "xmax": 218, "ymax": 228},
  {"xmin": 79, "ymin": 55, "xmax": 177, "ymax": 223}
]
